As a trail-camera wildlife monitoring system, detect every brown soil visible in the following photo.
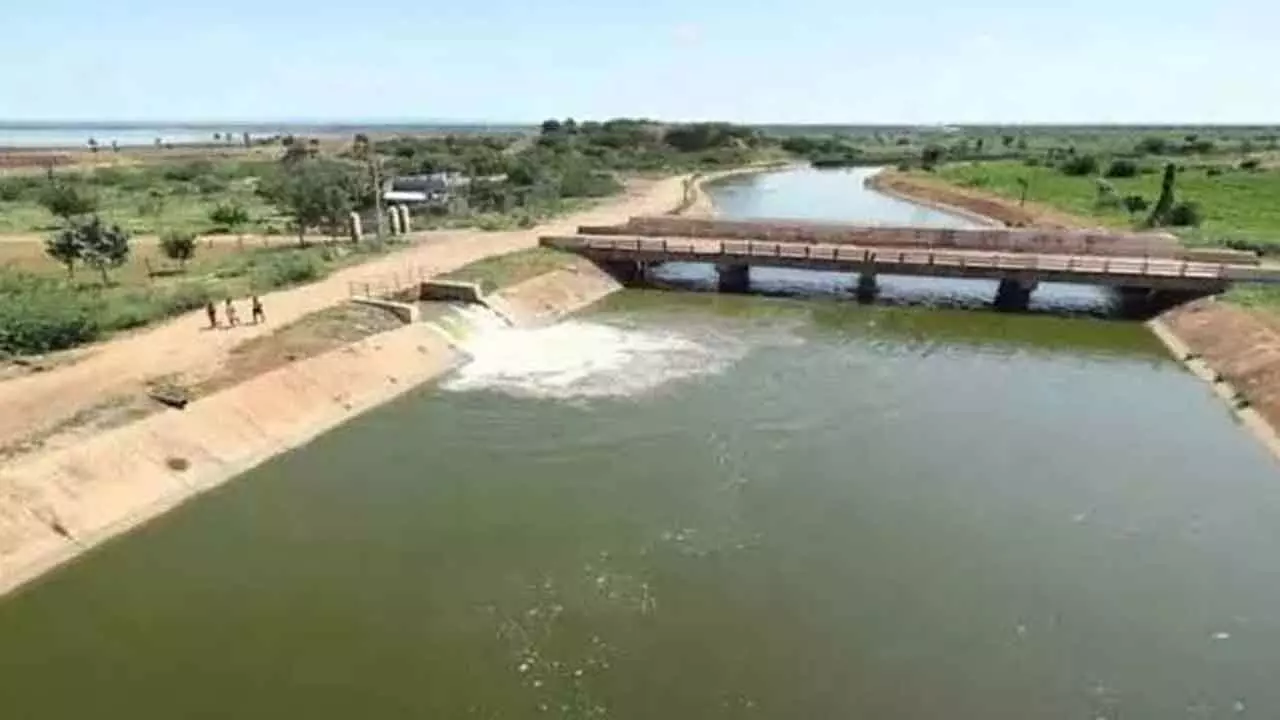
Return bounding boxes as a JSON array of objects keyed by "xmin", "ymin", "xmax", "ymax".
[
  {"xmin": 192, "ymin": 303, "xmax": 405, "ymax": 396},
  {"xmin": 1161, "ymin": 300, "xmax": 1280, "ymax": 429},
  {"xmin": 869, "ymin": 171, "xmax": 1102, "ymax": 229}
]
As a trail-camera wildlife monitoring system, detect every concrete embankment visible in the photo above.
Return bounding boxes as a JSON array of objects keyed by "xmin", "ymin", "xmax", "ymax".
[
  {"xmin": 1152, "ymin": 301, "xmax": 1280, "ymax": 461},
  {"xmin": 864, "ymin": 166, "xmax": 1280, "ymax": 463},
  {"xmin": 0, "ymin": 259, "xmax": 626, "ymax": 598}
]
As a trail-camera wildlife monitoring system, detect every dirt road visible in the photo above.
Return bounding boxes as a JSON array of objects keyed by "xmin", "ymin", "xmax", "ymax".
[{"xmin": 0, "ymin": 175, "xmax": 690, "ymax": 456}]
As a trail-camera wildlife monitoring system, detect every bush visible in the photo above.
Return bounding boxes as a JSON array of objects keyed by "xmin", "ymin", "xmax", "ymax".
[
  {"xmin": 159, "ymin": 282, "xmax": 216, "ymax": 315},
  {"xmin": 1205, "ymin": 167, "xmax": 1224, "ymax": 177},
  {"xmin": 159, "ymin": 231, "xmax": 198, "ymax": 266},
  {"xmin": 1023, "ymin": 157, "xmax": 1042, "ymax": 167},
  {"xmin": 1122, "ymin": 195, "xmax": 1150, "ymax": 214},
  {"xmin": 0, "ymin": 272, "xmax": 101, "ymax": 355},
  {"xmin": 1241, "ymin": 158, "xmax": 1261, "ymax": 171},
  {"xmin": 1167, "ymin": 201, "xmax": 1203, "ymax": 227},
  {"xmin": 1059, "ymin": 155, "xmax": 1099, "ymax": 176},
  {"xmin": 1104, "ymin": 159, "xmax": 1139, "ymax": 178},
  {"xmin": 1135, "ymin": 137, "xmax": 1168, "ymax": 155},
  {"xmin": 249, "ymin": 252, "xmax": 324, "ymax": 291}
]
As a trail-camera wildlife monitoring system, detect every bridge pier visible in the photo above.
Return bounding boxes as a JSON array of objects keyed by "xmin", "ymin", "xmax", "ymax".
[
  {"xmin": 994, "ymin": 278, "xmax": 1038, "ymax": 311},
  {"xmin": 855, "ymin": 270, "xmax": 878, "ymax": 303},
  {"xmin": 717, "ymin": 263, "xmax": 750, "ymax": 293}
]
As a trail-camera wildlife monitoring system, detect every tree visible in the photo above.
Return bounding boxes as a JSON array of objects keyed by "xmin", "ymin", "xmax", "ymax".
[
  {"xmin": 1146, "ymin": 163, "xmax": 1178, "ymax": 227},
  {"xmin": 1059, "ymin": 155, "xmax": 1099, "ymax": 176},
  {"xmin": 974, "ymin": 137, "xmax": 984, "ymax": 154},
  {"xmin": 1015, "ymin": 137, "xmax": 1028, "ymax": 151},
  {"xmin": 44, "ymin": 227, "xmax": 84, "ymax": 278},
  {"xmin": 213, "ymin": 132, "xmax": 222, "ymax": 142},
  {"xmin": 1167, "ymin": 201, "xmax": 1202, "ymax": 227},
  {"xmin": 259, "ymin": 158, "xmax": 361, "ymax": 246},
  {"xmin": 920, "ymin": 145, "xmax": 945, "ymax": 170},
  {"xmin": 159, "ymin": 231, "xmax": 197, "ymax": 268},
  {"xmin": 1001, "ymin": 134, "xmax": 1015, "ymax": 148},
  {"xmin": 87, "ymin": 137, "xmax": 99, "ymax": 154},
  {"xmin": 209, "ymin": 201, "xmax": 250, "ymax": 235},
  {"xmin": 57, "ymin": 217, "xmax": 131, "ymax": 284},
  {"xmin": 38, "ymin": 182, "xmax": 98, "ymax": 221},
  {"xmin": 1135, "ymin": 137, "xmax": 1168, "ymax": 155},
  {"xmin": 540, "ymin": 119, "xmax": 563, "ymax": 135},
  {"xmin": 1104, "ymin": 159, "xmax": 1139, "ymax": 178}
]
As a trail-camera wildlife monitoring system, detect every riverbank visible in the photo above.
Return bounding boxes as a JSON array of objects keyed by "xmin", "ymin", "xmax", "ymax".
[
  {"xmin": 0, "ymin": 165, "xmax": 758, "ymax": 597},
  {"xmin": 676, "ymin": 162, "xmax": 798, "ymax": 217},
  {"xmin": 866, "ymin": 169, "xmax": 1098, "ymax": 229},
  {"xmin": 871, "ymin": 166, "xmax": 1280, "ymax": 465},
  {"xmin": 0, "ymin": 254, "xmax": 626, "ymax": 598}
]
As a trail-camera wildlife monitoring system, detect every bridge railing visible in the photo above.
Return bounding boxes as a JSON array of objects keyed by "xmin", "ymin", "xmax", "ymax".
[{"xmin": 560, "ymin": 236, "xmax": 1236, "ymax": 280}]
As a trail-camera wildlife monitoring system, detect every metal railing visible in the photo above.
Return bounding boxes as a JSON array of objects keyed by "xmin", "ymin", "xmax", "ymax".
[{"xmin": 552, "ymin": 236, "xmax": 1246, "ymax": 280}]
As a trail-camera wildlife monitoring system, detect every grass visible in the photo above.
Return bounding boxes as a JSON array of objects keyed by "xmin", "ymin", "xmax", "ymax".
[
  {"xmin": 931, "ymin": 160, "xmax": 1280, "ymax": 248},
  {"xmin": 439, "ymin": 248, "xmax": 576, "ymax": 292},
  {"xmin": 0, "ymin": 235, "xmax": 409, "ymax": 356}
]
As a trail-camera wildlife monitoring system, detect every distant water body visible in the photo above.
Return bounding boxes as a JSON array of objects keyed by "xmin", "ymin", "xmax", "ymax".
[{"xmin": 0, "ymin": 122, "xmax": 532, "ymax": 149}]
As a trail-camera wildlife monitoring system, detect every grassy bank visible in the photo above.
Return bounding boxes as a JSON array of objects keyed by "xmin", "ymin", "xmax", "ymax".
[{"xmin": 929, "ymin": 160, "xmax": 1280, "ymax": 250}]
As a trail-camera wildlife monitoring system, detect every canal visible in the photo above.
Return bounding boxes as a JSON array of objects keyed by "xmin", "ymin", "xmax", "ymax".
[{"xmin": 1, "ymin": 168, "xmax": 1277, "ymax": 719}]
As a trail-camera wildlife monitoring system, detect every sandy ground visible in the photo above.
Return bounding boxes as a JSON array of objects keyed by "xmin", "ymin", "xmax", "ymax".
[{"xmin": 0, "ymin": 175, "xmax": 690, "ymax": 459}]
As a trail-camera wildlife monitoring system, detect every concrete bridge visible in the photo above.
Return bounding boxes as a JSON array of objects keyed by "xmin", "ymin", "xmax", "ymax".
[{"xmin": 541, "ymin": 217, "xmax": 1280, "ymax": 310}]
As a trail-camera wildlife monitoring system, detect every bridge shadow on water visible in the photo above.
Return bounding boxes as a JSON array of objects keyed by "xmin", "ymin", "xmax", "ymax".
[{"xmin": 644, "ymin": 262, "xmax": 1180, "ymax": 321}]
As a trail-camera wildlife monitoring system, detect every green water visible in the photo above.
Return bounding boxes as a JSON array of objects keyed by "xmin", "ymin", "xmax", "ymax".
[{"xmin": 2, "ymin": 170, "xmax": 1278, "ymax": 720}]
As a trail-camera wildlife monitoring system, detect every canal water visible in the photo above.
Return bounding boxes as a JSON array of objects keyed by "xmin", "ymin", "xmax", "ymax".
[{"xmin": 2, "ymin": 169, "xmax": 1279, "ymax": 719}]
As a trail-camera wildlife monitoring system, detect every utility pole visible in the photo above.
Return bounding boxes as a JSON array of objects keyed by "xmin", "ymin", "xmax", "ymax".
[{"xmin": 356, "ymin": 133, "xmax": 387, "ymax": 240}]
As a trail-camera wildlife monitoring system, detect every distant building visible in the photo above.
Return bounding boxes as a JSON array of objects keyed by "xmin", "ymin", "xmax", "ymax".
[{"xmin": 381, "ymin": 172, "xmax": 507, "ymax": 210}]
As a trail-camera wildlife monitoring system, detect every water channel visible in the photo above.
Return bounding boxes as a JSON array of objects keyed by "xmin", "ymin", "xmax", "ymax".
[{"xmin": 1, "ymin": 167, "xmax": 1278, "ymax": 719}]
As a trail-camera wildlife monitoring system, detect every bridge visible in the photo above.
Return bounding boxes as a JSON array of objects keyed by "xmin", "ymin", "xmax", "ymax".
[{"xmin": 540, "ymin": 217, "xmax": 1280, "ymax": 310}]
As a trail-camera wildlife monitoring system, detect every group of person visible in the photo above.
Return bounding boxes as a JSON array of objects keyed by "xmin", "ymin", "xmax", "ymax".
[{"xmin": 205, "ymin": 295, "xmax": 265, "ymax": 329}]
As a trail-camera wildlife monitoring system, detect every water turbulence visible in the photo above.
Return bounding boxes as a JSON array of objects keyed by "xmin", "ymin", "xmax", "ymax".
[{"xmin": 438, "ymin": 305, "xmax": 748, "ymax": 400}]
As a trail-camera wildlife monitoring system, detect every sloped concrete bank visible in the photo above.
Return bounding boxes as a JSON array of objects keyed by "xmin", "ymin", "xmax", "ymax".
[
  {"xmin": 1152, "ymin": 301, "xmax": 1280, "ymax": 461},
  {"xmin": 0, "ymin": 262, "xmax": 625, "ymax": 599}
]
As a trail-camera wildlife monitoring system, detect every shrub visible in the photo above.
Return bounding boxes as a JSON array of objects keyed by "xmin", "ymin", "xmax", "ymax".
[
  {"xmin": 159, "ymin": 231, "xmax": 198, "ymax": 267},
  {"xmin": 1135, "ymin": 137, "xmax": 1168, "ymax": 155},
  {"xmin": 250, "ymin": 252, "xmax": 324, "ymax": 291},
  {"xmin": 1122, "ymin": 195, "xmax": 1150, "ymax": 214},
  {"xmin": 0, "ymin": 272, "xmax": 101, "ymax": 355},
  {"xmin": 1059, "ymin": 155, "xmax": 1099, "ymax": 176},
  {"xmin": 1104, "ymin": 159, "xmax": 1139, "ymax": 178},
  {"xmin": 159, "ymin": 282, "xmax": 216, "ymax": 315},
  {"xmin": 1241, "ymin": 158, "xmax": 1261, "ymax": 171},
  {"xmin": 38, "ymin": 182, "xmax": 98, "ymax": 220},
  {"xmin": 1167, "ymin": 201, "xmax": 1202, "ymax": 227},
  {"xmin": 1205, "ymin": 167, "xmax": 1224, "ymax": 177},
  {"xmin": 1023, "ymin": 157, "xmax": 1042, "ymax": 167}
]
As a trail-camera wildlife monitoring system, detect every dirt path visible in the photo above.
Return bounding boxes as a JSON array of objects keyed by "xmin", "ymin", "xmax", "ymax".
[{"xmin": 0, "ymin": 175, "xmax": 690, "ymax": 456}]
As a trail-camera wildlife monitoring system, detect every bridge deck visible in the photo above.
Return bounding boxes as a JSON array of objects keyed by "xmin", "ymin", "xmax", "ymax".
[{"xmin": 542, "ymin": 235, "xmax": 1280, "ymax": 290}]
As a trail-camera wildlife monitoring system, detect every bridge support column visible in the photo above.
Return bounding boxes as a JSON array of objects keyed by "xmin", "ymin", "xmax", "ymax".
[
  {"xmin": 717, "ymin": 263, "xmax": 750, "ymax": 293},
  {"xmin": 994, "ymin": 278, "xmax": 1037, "ymax": 311},
  {"xmin": 855, "ymin": 270, "xmax": 878, "ymax": 303}
]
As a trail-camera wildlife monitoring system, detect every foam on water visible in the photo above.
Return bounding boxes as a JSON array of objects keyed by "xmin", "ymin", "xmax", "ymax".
[{"xmin": 439, "ymin": 314, "xmax": 744, "ymax": 400}]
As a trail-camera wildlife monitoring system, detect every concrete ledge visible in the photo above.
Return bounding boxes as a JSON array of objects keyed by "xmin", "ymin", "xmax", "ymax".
[
  {"xmin": 419, "ymin": 280, "xmax": 487, "ymax": 303},
  {"xmin": 350, "ymin": 297, "xmax": 420, "ymax": 323}
]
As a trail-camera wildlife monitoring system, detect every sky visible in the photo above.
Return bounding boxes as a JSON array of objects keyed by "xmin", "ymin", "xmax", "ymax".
[{"xmin": 3, "ymin": 0, "xmax": 1277, "ymax": 124}]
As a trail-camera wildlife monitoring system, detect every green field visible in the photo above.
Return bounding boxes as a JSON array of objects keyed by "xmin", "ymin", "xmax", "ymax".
[{"xmin": 932, "ymin": 159, "xmax": 1280, "ymax": 249}]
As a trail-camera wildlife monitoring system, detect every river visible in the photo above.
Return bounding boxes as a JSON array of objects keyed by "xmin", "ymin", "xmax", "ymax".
[{"xmin": 1, "ymin": 167, "xmax": 1277, "ymax": 719}]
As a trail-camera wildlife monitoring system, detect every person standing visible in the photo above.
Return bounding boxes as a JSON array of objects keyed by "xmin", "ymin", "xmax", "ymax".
[
  {"xmin": 205, "ymin": 301, "xmax": 218, "ymax": 329},
  {"xmin": 224, "ymin": 297, "xmax": 240, "ymax": 327},
  {"xmin": 251, "ymin": 295, "xmax": 266, "ymax": 324}
]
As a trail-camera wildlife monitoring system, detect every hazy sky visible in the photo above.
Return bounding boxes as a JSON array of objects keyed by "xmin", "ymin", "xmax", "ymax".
[{"xmin": 4, "ymin": 0, "xmax": 1276, "ymax": 123}]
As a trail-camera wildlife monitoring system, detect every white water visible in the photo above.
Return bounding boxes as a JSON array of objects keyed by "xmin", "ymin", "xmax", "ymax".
[{"xmin": 438, "ymin": 307, "xmax": 746, "ymax": 400}]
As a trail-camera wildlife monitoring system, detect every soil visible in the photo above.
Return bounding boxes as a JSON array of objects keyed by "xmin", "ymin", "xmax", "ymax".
[{"xmin": 1160, "ymin": 299, "xmax": 1280, "ymax": 433}]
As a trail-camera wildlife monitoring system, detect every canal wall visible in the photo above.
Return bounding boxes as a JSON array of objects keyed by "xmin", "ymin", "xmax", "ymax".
[
  {"xmin": 0, "ymin": 260, "xmax": 626, "ymax": 599},
  {"xmin": 1152, "ymin": 301, "xmax": 1280, "ymax": 461}
]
